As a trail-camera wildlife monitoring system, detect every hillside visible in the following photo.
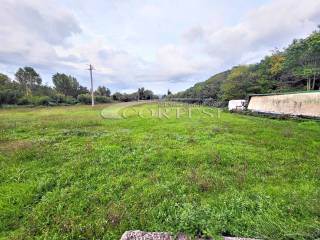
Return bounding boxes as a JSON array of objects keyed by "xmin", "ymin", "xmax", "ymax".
[{"xmin": 172, "ymin": 29, "xmax": 320, "ymax": 102}]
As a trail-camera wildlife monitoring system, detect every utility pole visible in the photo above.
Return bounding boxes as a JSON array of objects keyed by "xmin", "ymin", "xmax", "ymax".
[{"xmin": 88, "ymin": 64, "xmax": 95, "ymax": 106}]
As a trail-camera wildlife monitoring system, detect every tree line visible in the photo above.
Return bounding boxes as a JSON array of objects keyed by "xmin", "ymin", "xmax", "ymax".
[
  {"xmin": 170, "ymin": 29, "xmax": 320, "ymax": 105},
  {"xmin": 0, "ymin": 68, "xmax": 158, "ymax": 106}
]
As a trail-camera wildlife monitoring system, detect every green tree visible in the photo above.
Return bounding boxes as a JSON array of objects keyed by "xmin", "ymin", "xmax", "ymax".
[
  {"xmin": 269, "ymin": 51, "xmax": 286, "ymax": 79},
  {"xmin": 220, "ymin": 66, "xmax": 253, "ymax": 100},
  {"xmin": 0, "ymin": 73, "xmax": 24, "ymax": 105},
  {"xmin": 32, "ymin": 85, "xmax": 56, "ymax": 97},
  {"xmin": 299, "ymin": 31, "xmax": 320, "ymax": 90},
  {"xmin": 0, "ymin": 73, "xmax": 10, "ymax": 86},
  {"xmin": 52, "ymin": 73, "xmax": 79, "ymax": 97},
  {"xmin": 144, "ymin": 89, "xmax": 155, "ymax": 100},
  {"xmin": 112, "ymin": 92, "xmax": 123, "ymax": 101},
  {"xmin": 15, "ymin": 67, "xmax": 42, "ymax": 96},
  {"xmin": 138, "ymin": 88, "xmax": 145, "ymax": 100},
  {"xmin": 95, "ymin": 86, "xmax": 111, "ymax": 97},
  {"xmin": 78, "ymin": 85, "xmax": 89, "ymax": 95}
]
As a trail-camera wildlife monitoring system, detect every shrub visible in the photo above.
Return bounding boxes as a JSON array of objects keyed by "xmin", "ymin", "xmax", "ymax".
[
  {"xmin": 78, "ymin": 94, "xmax": 112, "ymax": 104},
  {"xmin": 51, "ymin": 94, "xmax": 65, "ymax": 104},
  {"xmin": 50, "ymin": 94, "xmax": 78, "ymax": 105},
  {"xmin": 17, "ymin": 96, "xmax": 32, "ymax": 105},
  {"xmin": 95, "ymin": 96, "xmax": 112, "ymax": 103},
  {"xmin": 63, "ymin": 96, "xmax": 78, "ymax": 105},
  {"xmin": 34, "ymin": 96, "xmax": 51, "ymax": 105},
  {"xmin": 77, "ymin": 94, "xmax": 92, "ymax": 104},
  {"xmin": 0, "ymin": 90, "xmax": 22, "ymax": 105}
]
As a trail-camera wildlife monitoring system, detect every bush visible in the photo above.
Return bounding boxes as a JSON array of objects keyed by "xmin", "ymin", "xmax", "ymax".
[
  {"xmin": 17, "ymin": 96, "xmax": 51, "ymax": 106},
  {"xmin": 4, "ymin": 92, "xmax": 108, "ymax": 106},
  {"xmin": 51, "ymin": 94, "xmax": 65, "ymax": 104},
  {"xmin": 95, "ymin": 96, "xmax": 112, "ymax": 103},
  {"xmin": 50, "ymin": 94, "xmax": 78, "ymax": 105},
  {"xmin": 0, "ymin": 90, "xmax": 22, "ymax": 105},
  {"xmin": 34, "ymin": 96, "xmax": 51, "ymax": 105},
  {"xmin": 63, "ymin": 96, "xmax": 78, "ymax": 105},
  {"xmin": 16, "ymin": 95, "xmax": 76, "ymax": 106},
  {"xmin": 78, "ymin": 94, "xmax": 112, "ymax": 104},
  {"xmin": 77, "ymin": 94, "xmax": 92, "ymax": 104},
  {"xmin": 17, "ymin": 96, "xmax": 32, "ymax": 105}
]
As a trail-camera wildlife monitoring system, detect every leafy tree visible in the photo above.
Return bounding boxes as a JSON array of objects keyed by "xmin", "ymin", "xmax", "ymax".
[
  {"xmin": 0, "ymin": 73, "xmax": 11, "ymax": 87},
  {"xmin": 112, "ymin": 89, "xmax": 157, "ymax": 102},
  {"xmin": 112, "ymin": 92, "xmax": 123, "ymax": 101},
  {"xmin": 0, "ymin": 89, "xmax": 22, "ymax": 105},
  {"xmin": 201, "ymin": 71, "xmax": 229, "ymax": 99},
  {"xmin": 220, "ymin": 66, "xmax": 252, "ymax": 100},
  {"xmin": 52, "ymin": 73, "xmax": 80, "ymax": 97},
  {"xmin": 95, "ymin": 86, "xmax": 111, "ymax": 97},
  {"xmin": 78, "ymin": 85, "xmax": 89, "ymax": 95},
  {"xmin": 138, "ymin": 88, "xmax": 145, "ymax": 100},
  {"xmin": 32, "ymin": 85, "xmax": 56, "ymax": 97},
  {"xmin": 269, "ymin": 51, "xmax": 286, "ymax": 79},
  {"xmin": 143, "ymin": 90, "xmax": 155, "ymax": 100},
  {"xmin": 15, "ymin": 67, "xmax": 42, "ymax": 95},
  {"xmin": 281, "ymin": 30, "xmax": 320, "ymax": 90},
  {"xmin": 0, "ymin": 73, "xmax": 23, "ymax": 105},
  {"xmin": 137, "ymin": 88, "xmax": 158, "ymax": 100},
  {"xmin": 300, "ymin": 31, "xmax": 320, "ymax": 90}
]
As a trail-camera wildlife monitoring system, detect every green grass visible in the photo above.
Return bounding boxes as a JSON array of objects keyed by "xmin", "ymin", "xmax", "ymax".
[{"xmin": 0, "ymin": 103, "xmax": 319, "ymax": 240}]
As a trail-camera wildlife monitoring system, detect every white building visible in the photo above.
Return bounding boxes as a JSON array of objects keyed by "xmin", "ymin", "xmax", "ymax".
[{"xmin": 228, "ymin": 100, "xmax": 247, "ymax": 111}]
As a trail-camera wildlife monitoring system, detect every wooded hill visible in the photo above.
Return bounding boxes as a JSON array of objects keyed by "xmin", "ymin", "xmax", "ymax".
[{"xmin": 171, "ymin": 29, "xmax": 320, "ymax": 103}]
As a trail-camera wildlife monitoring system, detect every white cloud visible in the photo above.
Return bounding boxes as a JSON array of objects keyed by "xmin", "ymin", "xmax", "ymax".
[
  {"xmin": 1, "ymin": 0, "xmax": 320, "ymax": 94},
  {"xmin": 0, "ymin": 0, "xmax": 81, "ymax": 67},
  {"xmin": 186, "ymin": 0, "xmax": 320, "ymax": 66},
  {"xmin": 153, "ymin": 44, "xmax": 203, "ymax": 82},
  {"xmin": 139, "ymin": 4, "xmax": 162, "ymax": 18},
  {"xmin": 182, "ymin": 26, "xmax": 205, "ymax": 43}
]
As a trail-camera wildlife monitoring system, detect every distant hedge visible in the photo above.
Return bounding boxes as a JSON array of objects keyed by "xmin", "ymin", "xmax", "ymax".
[
  {"xmin": 0, "ymin": 93, "xmax": 113, "ymax": 107},
  {"xmin": 1, "ymin": 68, "xmax": 157, "ymax": 107},
  {"xmin": 78, "ymin": 94, "xmax": 112, "ymax": 105}
]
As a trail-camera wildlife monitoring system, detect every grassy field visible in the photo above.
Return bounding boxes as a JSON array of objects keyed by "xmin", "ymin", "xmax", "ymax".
[{"xmin": 0, "ymin": 103, "xmax": 319, "ymax": 240}]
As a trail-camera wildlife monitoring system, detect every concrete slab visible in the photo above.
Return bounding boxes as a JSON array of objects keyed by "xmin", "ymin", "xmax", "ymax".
[{"xmin": 120, "ymin": 231, "xmax": 259, "ymax": 240}]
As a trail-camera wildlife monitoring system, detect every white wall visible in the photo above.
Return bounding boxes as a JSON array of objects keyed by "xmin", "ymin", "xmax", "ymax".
[
  {"xmin": 248, "ymin": 92, "xmax": 320, "ymax": 117},
  {"xmin": 228, "ymin": 100, "xmax": 246, "ymax": 111}
]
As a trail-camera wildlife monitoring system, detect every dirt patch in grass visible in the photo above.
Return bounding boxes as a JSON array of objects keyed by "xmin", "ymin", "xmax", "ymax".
[{"xmin": 0, "ymin": 139, "xmax": 33, "ymax": 153}]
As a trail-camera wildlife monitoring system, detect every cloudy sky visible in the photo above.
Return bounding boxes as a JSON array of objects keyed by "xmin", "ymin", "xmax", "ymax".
[{"xmin": 0, "ymin": 0, "xmax": 319, "ymax": 94}]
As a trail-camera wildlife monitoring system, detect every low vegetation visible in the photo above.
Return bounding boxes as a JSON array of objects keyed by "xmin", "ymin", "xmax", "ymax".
[{"xmin": 0, "ymin": 103, "xmax": 319, "ymax": 239}]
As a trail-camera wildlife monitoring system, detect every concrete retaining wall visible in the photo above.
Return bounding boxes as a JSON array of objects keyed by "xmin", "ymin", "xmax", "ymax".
[{"xmin": 247, "ymin": 92, "xmax": 320, "ymax": 117}]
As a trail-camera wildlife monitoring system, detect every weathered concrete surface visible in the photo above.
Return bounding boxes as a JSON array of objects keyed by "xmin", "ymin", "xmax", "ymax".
[
  {"xmin": 120, "ymin": 231, "xmax": 259, "ymax": 240},
  {"xmin": 120, "ymin": 231, "xmax": 173, "ymax": 240},
  {"xmin": 247, "ymin": 92, "xmax": 320, "ymax": 117},
  {"xmin": 228, "ymin": 100, "xmax": 247, "ymax": 111}
]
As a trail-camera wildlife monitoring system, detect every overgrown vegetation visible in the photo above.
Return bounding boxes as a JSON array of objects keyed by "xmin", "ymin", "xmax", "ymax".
[
  {"xmin": 171, "ymin": 29, "xmax": 320, "ymax": 102},
  {"xmin": 0, "ymin": 103, "xmax": 319, "ymax": 239}
]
